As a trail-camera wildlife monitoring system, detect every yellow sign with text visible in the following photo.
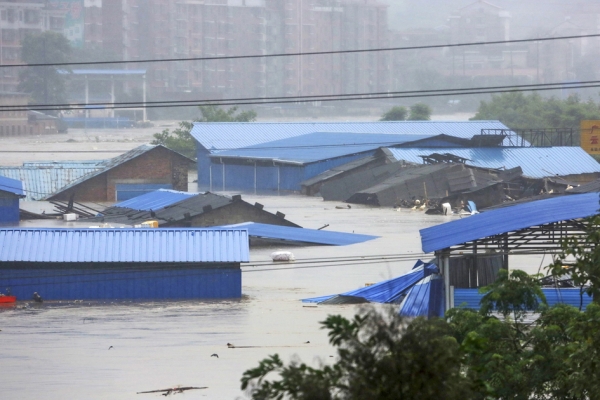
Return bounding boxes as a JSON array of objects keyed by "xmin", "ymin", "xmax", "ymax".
[{"xmin": 581, "ymin": 120, "xmax": 600, "ymax": 155}]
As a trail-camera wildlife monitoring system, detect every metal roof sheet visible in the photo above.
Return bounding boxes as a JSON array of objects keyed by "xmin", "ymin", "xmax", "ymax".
[
  {"xmin": 0, "ymin": 175, "xmax": 24, "ymax": 197},
  {"xmin": 398, "ymin": 275, "xmax": 444, "ymax": 318},
  {"xmin": 454, "ymin": 288, "xmax": 592, "ymax": 310},
  {"xmin": 191, "ymin": 120, "xmax": 513, "ymax": 151},
  {"xmin": 209, "ymin": 132, "xmax": 431, "ymax": 164},
  {"xmin": 386, "ymin": 147, "xmax": 600, "ymax": 178},
  {"xmin": 114, "ymin": 189, "xmax": 197, "ymax": 211},
  {"xmin": 221, "ymin": 222, "xmax": 377, "ymax": 246},
  {"xmin": 566, "ymin": 179, "xmax": 600, "ymax": 194},
  {"xmin": 0, "ymin": 228, "xmax": 249, "ymax": 263},
  {"xmin": 420, "ymin": 193, "xmax": 600, "ymax": 253},
  {"xmin": 0, "ymin": 166, "xmax": 99, "ymax": 201},
  {"xmin": 300, "ymin": 155, "xmax": 379, "ymax": 187}
]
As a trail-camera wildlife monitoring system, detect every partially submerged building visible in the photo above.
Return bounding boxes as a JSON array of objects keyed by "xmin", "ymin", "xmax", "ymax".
[
  {"xmin": 0, "ymin": 176, "xmax": 25, "ymax": 224},
  {"xmin": 91, "ymin": 189, "xmax": 299, "ymax": 228},
  {"xmin": 0, "ymin": 228, "xmax": 249, "ymax": 300},
  {"xmin": 190, "ymin": 120, "xmax": 514, "ymax": 190}
]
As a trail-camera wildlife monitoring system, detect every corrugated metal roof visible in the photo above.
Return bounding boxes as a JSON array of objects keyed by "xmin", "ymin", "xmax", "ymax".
[
  {"xmin": 300, "ymin": 155, "xmax": 378, "ymax": 187},
  {"xmin": 398, "ymin": 275, "xmax": 444, "ymax": 318},
  {"xmin": 0, "ymin": 175, "xmax": 24, "ymax": 197},
  {"xmin": 22, "ymin": 160, "xmax": 104, "ymax": 168},
  {"xmin": 0, "ymin": 166, "xmax": 100, "ymax": 201},
  {"xmin": 386, "ymin": 147, "xmax": 600, "ymax": 178},
  {"xmin": 222, "ymin": 222, "xmax": 377, "ymax": 246},
  {"xmin": 44, "ymin": 144, "xmax": 194, "ymax": 200},
  {"xmin": 209, "ymin": 132, "xmax": 431, "ymax": 164},
  {"xmin": 566, "ymin": 179, "xmax": 600, "ymax": 194},
  {"xmin": 303, "ymin": 265, "xmax": 426, "ymax": 304},
  {"xmin": 191, "ymin": 120, "xmax": 513, "ymax": 151},
  {"xmin": 114, "ymin": 189, "xmax": 197, "ymax": 211},
  {"xmin": 0, "ymin": 228, "xmax": 249, "ymax": 263},
  {"xmin": 454, "ymin": 288, "xmax": 592, "ymax": 309},
  {"xmin": 420, "ymin": 193, "xmax": 600, "ymax": 253}
]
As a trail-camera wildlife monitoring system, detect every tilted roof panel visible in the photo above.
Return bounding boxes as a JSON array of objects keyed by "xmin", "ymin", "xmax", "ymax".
[
  {"xmin": 0, "ymin": 228, "xmax": 249, "ymax": 263},
  {"xmin": 0, "ymin": 175, "xmax": 25, "ymax": 197},
  {"xmin": 114, "ymin": 189, "xmax": 197, "ymax": 211}
]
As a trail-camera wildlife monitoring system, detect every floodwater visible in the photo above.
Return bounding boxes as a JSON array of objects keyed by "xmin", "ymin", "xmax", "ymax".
[{"xmin": 0, "ymin": 194, "xmax": 547, "ymax": 399}]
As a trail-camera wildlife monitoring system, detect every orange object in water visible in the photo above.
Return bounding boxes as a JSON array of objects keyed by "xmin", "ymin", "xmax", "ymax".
[{"xmin": 0, "ymin": 296, "xmax": 16, "ymax": 303}]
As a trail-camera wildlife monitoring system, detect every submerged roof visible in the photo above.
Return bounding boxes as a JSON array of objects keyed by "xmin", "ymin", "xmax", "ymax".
[
  {"xmin": 420, "ymin": 193, "xmax": 600, "ymax": 253},
  {"xmin": 209, "ymin": 132, "xmax": 430, "ymax": 164},
  {"xmin": 191, "ymin": 120, "xmax": 513, "ymax": 151},
  {"xmin": 0, "ymin": 175, "xmax": 25, "ymax": 197},
  {"xmin": 0, "ymin": 166, "xmax": 100, "ymax": 201},
  {"xmin": 221, "ymin": 222, "xmax": 378, "ymax": 246},
  {"xmin": 386, "ymin": 147, "xmax": 600, "ymax": 178},
  {"xmin": 114, "ymin": 189, "xmax": 197, "ymax": 211},
  {"xmin": 0, "ymin": 228, "xmax": 249, "ymax": 263}
]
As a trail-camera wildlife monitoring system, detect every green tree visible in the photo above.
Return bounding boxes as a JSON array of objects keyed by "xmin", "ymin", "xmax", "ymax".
[
  {"xmin": 549, "ymin": 215, "xmax": 600, "ymax": 304},
  {"xmin": 18, "ymin": 31, "xmax": 71, "ymax": 115},
  {"xmin": 241, "ymin": 309, "xmax": 475, "ymax": 400},
  {"xmin": 151, "ymin": 106, "xmax": 257, "ymax": 158},
  {"xmin": 407, "ymin": 103, "xmax": 432, "ymax": 120},
  {"xmin": 471, "ymin": 92, "xmax": 600, "ymax": 130},
  {"xmin": 380, "ymin": 106, "xmax": 407, "ymax": 121}
]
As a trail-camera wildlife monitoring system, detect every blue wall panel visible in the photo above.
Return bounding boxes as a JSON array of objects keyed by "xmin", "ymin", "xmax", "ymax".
[
  {"xmin": 1, "ymin": 267, "xmax": 241, "ymax": 300},
  {"xmin": 256, "ymin": 165, "xmax": 278, "ymax": 192},
  {"xmin": 454, "ymin": 288, "xmax": 593, "ymax": 310},
  {"xmin": 197, "ymin": 148, "xmax": 212, "ymax": 191},
  {"xmin": 0, "ymin": 197, "xmax": 19, "ymax": 224}
]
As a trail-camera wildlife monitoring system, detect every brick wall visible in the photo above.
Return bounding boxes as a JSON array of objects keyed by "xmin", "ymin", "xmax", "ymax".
[{"xmin": 49, "ymin": 147, "xmax": 192, "ymax": 202}]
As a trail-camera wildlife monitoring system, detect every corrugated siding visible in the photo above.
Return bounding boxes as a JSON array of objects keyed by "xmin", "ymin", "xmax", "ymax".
[
  {"xmin": 191, "ymin": 121, "xmax": 512, "ymax": 150},
  {"xmin": 1, "ymin": 267, "xmax": 241, "ymax": 300},
  {"xmin": 0, "ymin": 197, "xmax": 19, "ymax": 224},
  {"xmin": 420, "ymin": 193, "xmax": 600, "ymax": 253},
  {"xmin": 386, "ymin": 147, "xmax": 600, "ymax": 178},
  {"xmin": 0, "ymin": 167, "xmax": 99, "ymax": 201},
  {"xmin": 0, "ymin": 228, "xmax": 249, "ymax": 263},
  {"xmin": 113, "ymin": 189, "xmax": 196, "ymax": 211},
  {"xmin": 399, "ymin": 276, "xmax": 445, "ymax": 318},
  {"xmin": 454, "ymin": 288, "xmax": 593, "ymax": 310}
]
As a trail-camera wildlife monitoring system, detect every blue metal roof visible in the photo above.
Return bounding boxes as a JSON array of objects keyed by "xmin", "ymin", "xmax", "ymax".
[
  {"xmin": 420, "ymin": 193, "xmax": 600, "ymax": 253},
  {"xmin": 398, "ymin": 275, "xmax": 444, "ymax": 318},
  {"xmin": 191, "ymin": 120, "xmax": 513, "ymax": 151},
  {"xmin": 302, "ymin": 260, "xmax": 439, "ymax": 303},
  {"xmin": 209, "ymin": 132, "xmax": 431, "ymax": 164},
  {"xmin": 70, "ymin": 69, "xmax": 147, "ymax": 75},
  {"xmin": 0, "ymin": 175, "xmax": 25, "ymax": 197},
  {"xmin": 114, "ymin": 189, "xmax": 197, "ymax": 211},
  {"xmin": 0, "ymin": 228, "xmax": 249, "ymax": 263},
  {"xmin": 0, "ymin": 166, "xmax": 100, "ymax": 201},
  {"xmin": 221, "ymin": 222, "xmax": 378, "ymax": 246},
  {"xmin": 386, "ymin": 147, "xmax": 600, "ymax": 178}
]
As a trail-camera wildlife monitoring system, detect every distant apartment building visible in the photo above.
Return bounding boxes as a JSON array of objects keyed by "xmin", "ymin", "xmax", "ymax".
[
  {"xmin": 0, "ymin": 0, "xmax": 101, "ymax": 92},
  {"xmin": 101, "ymin": 0, "xmax": 390, "ymax": 98}
]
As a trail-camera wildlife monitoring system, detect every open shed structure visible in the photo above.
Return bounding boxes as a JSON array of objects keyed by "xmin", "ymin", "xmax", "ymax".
[
  {"xmin": 0, "ymin": 228, "xmax": 249, "ymax": 300},
  {"xmin": 420, "ymin": 193, "xmax": 600, "ymax": 310}
]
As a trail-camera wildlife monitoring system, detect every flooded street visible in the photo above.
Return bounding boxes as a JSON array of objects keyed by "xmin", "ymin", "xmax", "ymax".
[{"xmin": 0, "ymin": 194, "xmax": 548, "ymax": 399}]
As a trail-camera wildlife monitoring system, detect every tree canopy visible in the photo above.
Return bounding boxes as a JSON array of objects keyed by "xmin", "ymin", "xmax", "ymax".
[
  {"xmin": 151, "ymin": 106, "xmax": 257, "ymax": 158},
  {"xmin": 18, "ymin": 31, "xmax": 72, "ymax": 115},
  {"xmin": 241, "ymin": 211, "xmax": 600, "ymax": 400},
  {"xmin": 471, "ymin": 92, "xmax": 600, "ymax": 130},
  {"xmin": 380, "ymin": 103, "xmax": 432, "ymax": 121}
]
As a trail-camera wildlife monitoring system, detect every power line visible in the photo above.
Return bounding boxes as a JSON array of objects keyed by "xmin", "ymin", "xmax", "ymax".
[
  {"xmin": 0, "ymin": 80, "xmax": 597, "ymax": 112},
  {"xmin": 2, "ymin": 79, "xmax": 596, "ymax": 111},
  {"xmin": 2, "ymin": 33, "xmax": 599, "ymax": 69}
]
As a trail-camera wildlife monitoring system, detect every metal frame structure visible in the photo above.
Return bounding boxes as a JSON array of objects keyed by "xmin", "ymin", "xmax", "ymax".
[{"xmin": 480, "ymin": 128, "xmax": 576, "ymax": 147}]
